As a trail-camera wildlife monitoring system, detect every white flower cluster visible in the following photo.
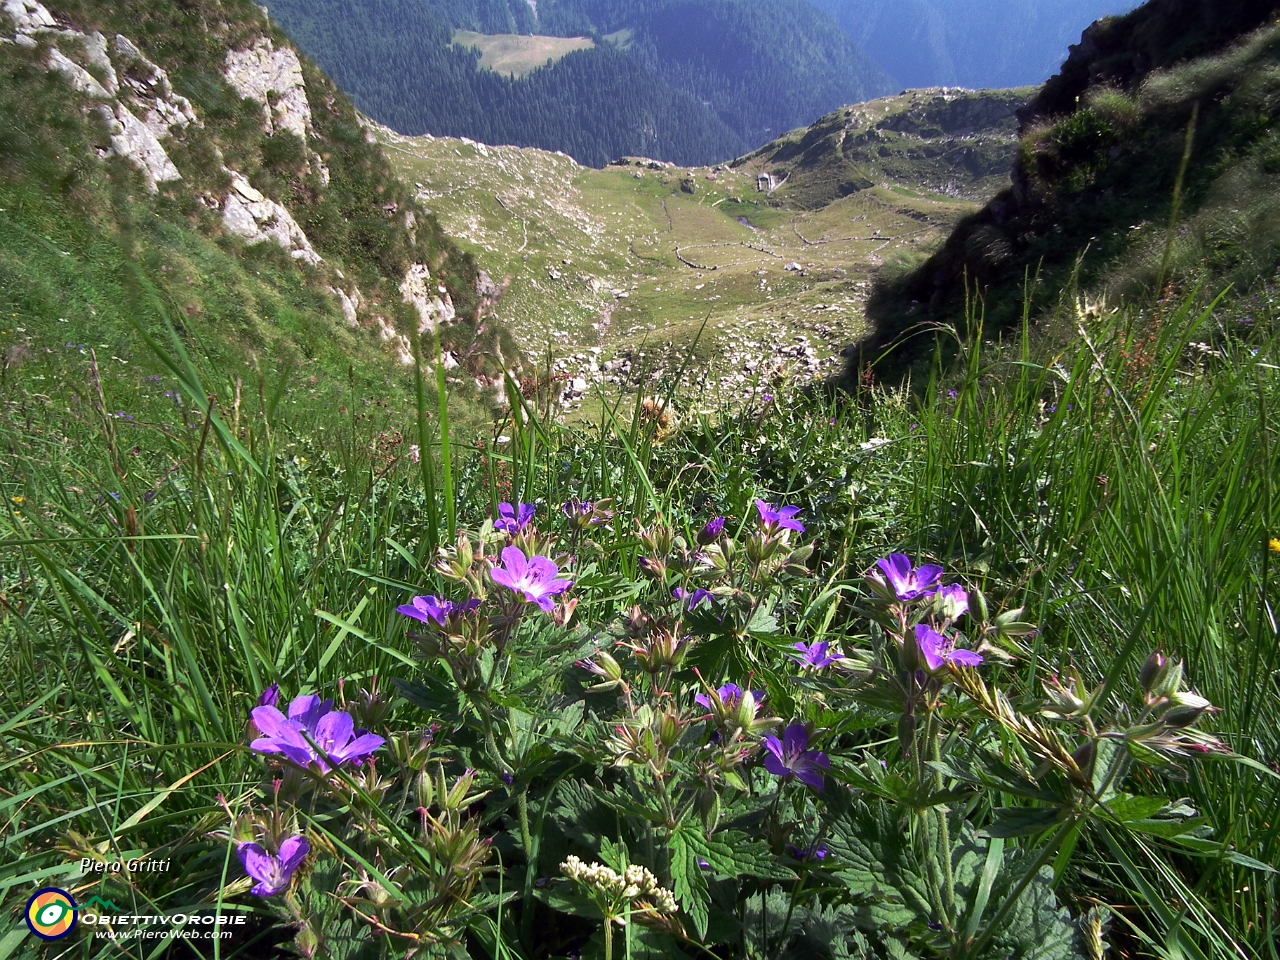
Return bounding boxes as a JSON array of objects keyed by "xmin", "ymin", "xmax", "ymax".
[{"xmin": 559, "ymin": 855, "xmax": 678, "ymax": 914}]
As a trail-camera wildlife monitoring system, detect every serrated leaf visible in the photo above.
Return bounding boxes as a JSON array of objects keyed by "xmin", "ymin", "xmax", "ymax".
[
  {"xmin": 669, "ymin": 823, "xmax": 710, "ymax": 938},
  {"xmin": 698, "ymin": 830, "xmax": 796, "ymax": 880},
  {"xmin": 984, "ymin": 806, "xmax": 1069, "ymax": 838}
]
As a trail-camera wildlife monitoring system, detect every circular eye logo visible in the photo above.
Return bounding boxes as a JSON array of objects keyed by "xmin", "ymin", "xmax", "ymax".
[{"xmin": 26, "ymin": 888, "xmax": 78, "ymax": 940}]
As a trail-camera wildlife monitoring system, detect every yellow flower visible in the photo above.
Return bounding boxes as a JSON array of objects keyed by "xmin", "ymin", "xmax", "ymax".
[
  {"xmin": 1270, "ymin": 537, "xmax": 1280, "ymax": 554},
  {"xmin": 10, "ymin": 496, "xmax": 24, "ymax": 504}
]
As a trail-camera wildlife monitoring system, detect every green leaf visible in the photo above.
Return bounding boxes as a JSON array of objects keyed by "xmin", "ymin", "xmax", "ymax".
[
  {"xmin": 669, "ymin": 822, "xmax": 711, "ymax": 939},
  {"xmin": 985, "ymin": 806, "xmax": 1070, "ymax": 838}
]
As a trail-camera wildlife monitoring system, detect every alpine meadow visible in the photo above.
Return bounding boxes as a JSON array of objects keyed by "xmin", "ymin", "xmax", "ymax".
[{"xmin": 0, "ymin": 0, "xmax": 1278, "ymax": 958}]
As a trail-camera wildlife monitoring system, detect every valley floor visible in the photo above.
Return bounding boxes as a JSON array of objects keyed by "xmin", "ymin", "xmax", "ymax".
[{"xmin": 378, "ymin": 128, "xmax": 981, "ymax": 410}]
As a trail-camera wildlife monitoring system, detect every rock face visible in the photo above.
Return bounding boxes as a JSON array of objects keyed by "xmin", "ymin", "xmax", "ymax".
[
  {"xmin": 47, "ymin": 47, "xmax": 111, "ymax": 98},
  {"xmin": 221, "ymin": 172, "xmax": 320, "ymax": 264},
  {"xmin": 111, "ymin": 34, "xmax": 198, "ymax": 140},
  {"xmin": 328, "ymin": 286, "xmax": 361, "ymax": 328},
  {"xmin": 3, "ymin": 0, "xmax": 57, "ymax": 32},
  {"xmin": 223, "ymin": 38, "xmax": 312, "ymax": 139},
  {"xmin": 96, "ymin": 103, "xmax": 182, "ymax": 189},
  {"xmin": 399, "ymin": 263, "xmax": 455, "ymax": 332}
]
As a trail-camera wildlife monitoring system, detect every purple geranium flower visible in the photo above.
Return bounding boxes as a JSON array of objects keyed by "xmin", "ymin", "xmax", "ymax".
[
  {"xmin": 237, "ymin": 836, "xmax": 308, "ymax": 896},
  {"xmin": 489, "ymin": 546, "xmax": 573, "ymax": 612},
  {"xmin": 697, "ymin": 517, "xmax": 726, "ymax": 545},
  {"xmin": 257, "ymin": 683, "xmax": 280, "ymax": 708},
  {"xmin": 673, "ymin": 587, "xmax": 714, "ymax": 610},
  {"xmin": 695, "ymin": 683, "xmax": 763, "ymax": 711},
  {"xmin": 494, "ymin": 502, "xmax": 535, "ymax": 535},
  {"xmin": 785, "ymin": 842, "xmax": 829, "ymax": 861},
  {"xmin": 762, "ymin": 724, "xmax": 829, "ymax": 790},
  {"xmin": 250, "ymin": 695, "xmax": 384, "ymax": 772},
  {"xmin": 874, "ymin": 554, "xmax": 944, "ymax": 601},
  {"xmin": 915, "ymin": 624, "xmax": 983, "ymax": 672},
  {"xmin": 755, "ymin": 500, "xmax": 805, "ymax": 534},
  {"xmin": 790, "ymin": 641, "xmax": 842, "ymax": 669},
  {"xmin": 935, "ymin": 584, "xmax": 969, "ymax": 620},
  {"xmin": 396, "ymin": 595, "xmax": 481, "ymax": 626}
]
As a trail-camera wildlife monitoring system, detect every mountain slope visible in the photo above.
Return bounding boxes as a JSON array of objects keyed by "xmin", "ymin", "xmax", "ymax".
[
  {"xmin": 810, "ymin": 0, "xmax": 1142, "ymax": 90},
  {"xmin": 0, "ymin": 0, "xmax": 515, "ymax": 414},
  {"xmin": 855, "ymin": 0, "xmax": 1280, "ymax": 378},
  {"xmin": 732, "ymin": 87, "xmax": 1030, "ymax": 210},
  {"xmin": 261, "ymin": 0, "xmax": 893, "ymax": 166}
]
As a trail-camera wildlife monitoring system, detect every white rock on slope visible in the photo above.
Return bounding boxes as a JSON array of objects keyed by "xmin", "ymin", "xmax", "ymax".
[
  {"xmin": 111, "ymin": 34, "xmax": 198, "ymax": 139},
  {"xmin": 221, "ymin": 172, "xmax": 321, "ymax": 265},
  {"xmin": 400, "ymin": 263, "xmax": 455, "ymax": 332},
  {"xmin": 373, "ymin": 315, "xmax": 414, "ymax": 366},
  {"xmin": 224, "ymin": 38, "xmax": 312, "ymax": 139},
  {"xmin": 3, "ymin": 0, "xmax": 57, "ymax": 32},
  {"xmin": 96, "ymin": 103, "xmax": 181, "ymax": 190},
  {"xmin": 327, "ymin": 286, "xmax": 361, "ymax": 328},
  {"xmin": 83, "ymin": 32, "xmax": 118, "ymax": 93},
  {"xmin": 47, "ymin": 47, "xmax": 110, "ymax": 98}
]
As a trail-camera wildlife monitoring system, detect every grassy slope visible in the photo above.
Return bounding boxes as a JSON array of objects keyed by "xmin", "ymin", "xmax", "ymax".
[
  {"xmin": 0, "ymin": 0, "xmax": 506, "ymax": 432},
  {"xmin": 452, "ymin": 30, "xmax": 596, "ymax": 77},
  {"xmin": 376, "ymin": 91, "xmax": 1022, "ymax": 410}
]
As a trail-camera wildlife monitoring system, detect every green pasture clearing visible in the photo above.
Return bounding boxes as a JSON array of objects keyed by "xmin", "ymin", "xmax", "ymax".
[
  {"xmin": 378, "ymin": 128, "xmax": 984, "ymax": 398},
  {"xmin": 452, "ymin": 30, "xmax": 596, "ymax": 77}
]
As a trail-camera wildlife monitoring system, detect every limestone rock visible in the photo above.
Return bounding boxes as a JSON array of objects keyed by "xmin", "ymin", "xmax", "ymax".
[
  {"xmin": 3, "ymin": 0, "xmax": 57, "ymax": 33},
  {"xmin": 373, "ymin": 315, "xmax": 414, "ymax": 366},
  {"xmin": 111, "ymin": 34, "xmax": 198, "ymax": 139},
  {"xmin": 221, "ymin": 171, "xmax": 321, "ymax": 265},
  {"xmin": 400, "ymin": 263, "xmax": 455, "ymax": 332},
  {"xmin": 83, "ymin": 32, "xmax": 118, "ymax": 93},
  {"xmin": 47, "ymin": 47, "xmax": 110, "ymax": 98},
  {"xmin": 96, "ymin": 103, "xmax": 181, "ymax": 190},
  {"xmin": 327, "ymin": 286, "xmax": 361, "ymax": 328},
  {"xmin": 224, "ymin": 37, "xmax": 312, "ymax": 140}
]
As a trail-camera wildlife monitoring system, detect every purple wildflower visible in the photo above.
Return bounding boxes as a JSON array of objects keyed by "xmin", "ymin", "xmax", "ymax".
[
  {"xmin": 697, "ymin": 516, "xmax": 726, "ymax": 545},
  {"xmin": 490, "ymin": 546, "xmax": 573, "ymax": 612},
  {"xmin": 935, "ymin": 584, "xmax": 969, "ymax": 620},
  {"xmin": 785, "ymin": 842, "xmax": 829, "ymax": 861},
  {"xmin": 755, "ymin": 500, "xmax": 805, "ymax": 534},
  {"xmin": 257, "ymin": 684, "xmax": 280, "ymax": 708},
  {"xmin": 874, "ymin": 554, "xmax": 944, "ymax": 601},
  {"xmin": 250, "ymin": 695, "xmax": 384, "ymax": 772},
  {"xmin": 790, "ymin": 641, "xmax": 842, "ymax": 669},
  {"xmin": 762, "ymin": 724, "xmax": 829, "ymax": 791},
  {"xmin": 237, "ymin": 836, "xmax": 308, "ymax": 896},
  {"xmin": 396, "ymin": 595, "xmax": 480, "ymax": 626},
  {"xmin": 673, "ymin": 586, "xmax": 714, "ymax": 610},
  {"xmin": 494, "ymin": 502, "xmax": 535, "ymax": 535},
  {"xmin": 694, "ymin": 683, "xmax": 762, "ymax": 711},
  {"xmin": 915, "ymin": 624, "xmax": 983, "ymax": 672}
]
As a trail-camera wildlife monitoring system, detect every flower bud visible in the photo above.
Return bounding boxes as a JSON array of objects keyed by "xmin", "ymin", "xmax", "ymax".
[
  {"xmin": 897, "ymin": 712, "xmax": 916, "ymax": 753},
  {"xmin": 697, "ymin": 517, "xmax": 726, "ymax": 546},
  {"xmin": 1162, "ymin": 704, "xmax": 1209, "ymax": 729},
  {"xmin": 1138, "ymin": 651, "xmax": 1165, "ymax": 694}
]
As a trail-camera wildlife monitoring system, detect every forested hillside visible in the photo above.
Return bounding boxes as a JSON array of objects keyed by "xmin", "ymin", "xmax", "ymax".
[
  {"xmin": 810, "ymin": 0, "xmax": 1142, "ymax": 89},
  {"xmin": 262, "ymin": 0, "xmax": 892, "ymax": 166}
]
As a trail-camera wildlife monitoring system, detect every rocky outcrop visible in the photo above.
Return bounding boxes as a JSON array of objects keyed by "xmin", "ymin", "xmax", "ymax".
[
  {"xmin": 399, "ymin": 263, "xmax": 455, "ymax": 332},
  {"xmin": 221, "ymin": 172, "xmax": 320, "ymax": 264},
  {"xmin": 223, "ymin": 37, "xmax": 312, "ymax": 140},
  {"xmin": 47, "ymin": 46, "xmax": 110, "ymax": 97},
  {"xmin": 373, "ymin": 315, "xmax": 414, "ymax": 366},
  {"xmin": 111, "ymin": 34, "xmax": 198, "ymax": 140},
  {"xmin": 327, "ymin": 286, "xmax": 361, "ymax": 328},
  {"xmin": 95, "ymin": 103, "xmax": 181, "ymax": 189},
  {"xmin": 3, "ymin": 0, "xmax": 57, "ymax": 33}
]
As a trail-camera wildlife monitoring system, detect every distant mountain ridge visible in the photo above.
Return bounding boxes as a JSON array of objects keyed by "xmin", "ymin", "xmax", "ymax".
[
  {"xmin": 261, "ymin": 0, "xmax": 893, "ymax": 167},
  {"xmin": 810, "ymin": 0, "xmax": 1143, "ymax": 90}
]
